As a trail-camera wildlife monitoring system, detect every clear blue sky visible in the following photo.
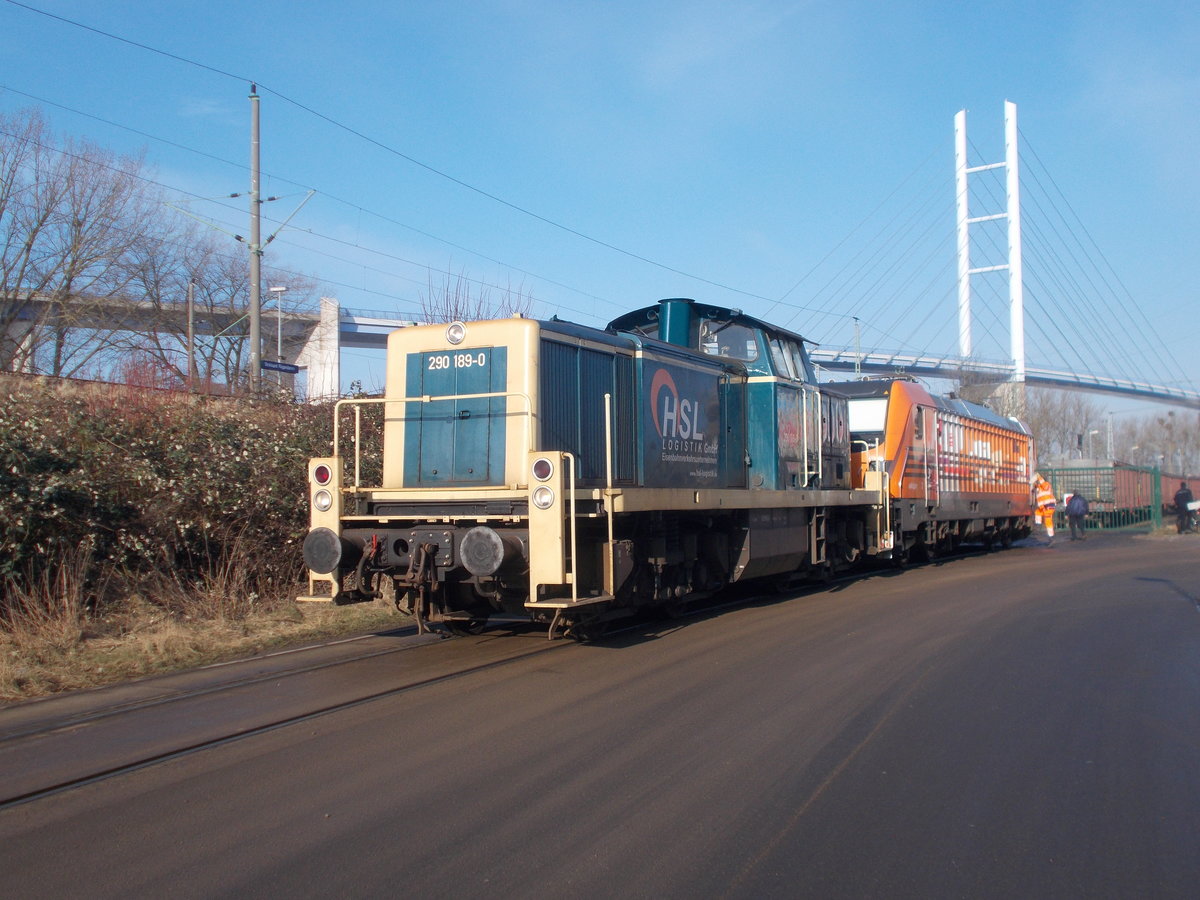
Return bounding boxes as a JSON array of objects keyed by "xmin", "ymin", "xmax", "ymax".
[{"xmin": 2, "ymin": 0, "xmax": 1197, "ymax": 398}]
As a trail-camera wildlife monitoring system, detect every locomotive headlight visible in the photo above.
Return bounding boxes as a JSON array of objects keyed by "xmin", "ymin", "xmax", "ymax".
[
  {"xmin": 445, "ymin": 321, "xmax": 466, "ymax": 345},
  {"xmin": 531, "ymin": 486, "xmax": 555, "ymax": 510},
  {"xmin": 313, "ymin": 489, "xmax": 333, "ymax": 512},
  {"xmin": 531, "ymin": 456, "xmax": 555, "ymax": 482}
]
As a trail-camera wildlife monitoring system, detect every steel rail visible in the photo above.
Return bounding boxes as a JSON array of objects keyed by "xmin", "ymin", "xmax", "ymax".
[{"xmin": 0, "ymin": 633, "xmax": 569, "ymax": 811}]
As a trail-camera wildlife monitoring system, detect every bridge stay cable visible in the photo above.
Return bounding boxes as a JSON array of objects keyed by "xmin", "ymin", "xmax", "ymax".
[
  {"xmin": 1020, "ymin": 133, "xmax": 1193, "ymax": 391},
  {"xmin": 1016, "ymin": 164, "xmax": 1143, "ymax": 377}
]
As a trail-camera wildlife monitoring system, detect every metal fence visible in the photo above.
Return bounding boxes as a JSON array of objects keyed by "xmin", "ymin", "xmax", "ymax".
[
  {"xmin": 1042, "ymin": 463, "xmax": 1163, "ymax": 530},
  {"xmin": 1042, "ymin": 464, "xmax": 1163, "ymax": 530}
]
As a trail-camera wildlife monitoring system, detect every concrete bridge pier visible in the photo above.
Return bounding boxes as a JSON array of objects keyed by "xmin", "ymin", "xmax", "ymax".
[
  {"xmin": 291, "ymin": 297, "xmax": 340, "ymax": 400},
  {"xmin": 2, "ymin": 313, "xmax": 36, "ymax": 374}
]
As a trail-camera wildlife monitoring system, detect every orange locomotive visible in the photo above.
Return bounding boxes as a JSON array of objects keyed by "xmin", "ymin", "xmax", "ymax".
[{"xmin": 833, "ymin": 378, "xmax": 1035, "ymax": 561}]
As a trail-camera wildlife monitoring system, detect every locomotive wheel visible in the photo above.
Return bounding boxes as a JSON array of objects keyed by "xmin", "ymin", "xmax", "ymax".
[
  {"xmin": 664, "ymin": 598, "xmax": 689, "ymax": 619},
  {"xmin": 440, "ymin": 584, "xmax": 492, "ymax": 636},
  {"xmin": 444, "ymin": 618, "xmax": 488, "ymax": 637},
  {"xmin": 566, "ymin": 618, "xmax": 609, "ymax": 643}
]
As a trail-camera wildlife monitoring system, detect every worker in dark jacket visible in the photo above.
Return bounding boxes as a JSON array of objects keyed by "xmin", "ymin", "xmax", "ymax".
[
  {"xmin": 1066, "ymin": 491, "xmax": 1089, "ymax": 541},
  {"xmin": 1174, "ymin": 481, "xmax": 1195, "ymax": 534}
]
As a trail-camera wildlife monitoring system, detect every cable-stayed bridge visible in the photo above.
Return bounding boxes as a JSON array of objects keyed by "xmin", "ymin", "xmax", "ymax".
[
  {"xmin": 808, "ymin": 347, "xmax": 1199, "ymax": 408},
  {"xmin": 4, "ymin": 286, "xmax": 1196, "ymax": 408},
  {"xmin": 763, "ymin": 100, "xmax": 1197, "ymax": 409},
  {"xmin": 3, "ymin": 103, "xmax": 1195, "ymax": 409},
  {"xmin": 6, "ymin": 280, "xmax": 1197, "ymax": 409},
  {"xmin": 298, "ymin": 301, "xmax": 1193, "ymax": 409},
  {"xmin": 322, "ymin": 101, "xmax": 1197, "ymax": 408}
]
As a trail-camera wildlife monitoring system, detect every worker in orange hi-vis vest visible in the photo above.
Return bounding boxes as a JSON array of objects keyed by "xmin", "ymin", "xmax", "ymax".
[{"xmin": 1034, "ymin": 474, "xmax": 1057, "ymax": 546}]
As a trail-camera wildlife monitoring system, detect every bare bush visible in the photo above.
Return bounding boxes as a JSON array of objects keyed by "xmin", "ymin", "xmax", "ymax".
[
  {"xmin": 420, "ymin": 268, "xmax": 534, "ymax": 323},
  {"xmin": 0, "ymin": 378, "xmax": 328, "ymax": 620},
  {"xmin": 1, "ymin": 542, "xmax": 96, "ymax": 653}
]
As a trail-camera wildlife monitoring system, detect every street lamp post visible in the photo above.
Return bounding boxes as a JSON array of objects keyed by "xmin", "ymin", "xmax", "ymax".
[
  {"xmin": 248, "ymin": 86, "xmax": 262, "ymax": 393},
  {"xmin": 268, "ymin": 285, "xmax": 287, "ymax": 386}
]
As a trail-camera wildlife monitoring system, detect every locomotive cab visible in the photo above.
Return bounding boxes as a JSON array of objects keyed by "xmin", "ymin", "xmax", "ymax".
[{"xmin": 610, "ymin": 299, "xmax": 848, "ymax": 492}]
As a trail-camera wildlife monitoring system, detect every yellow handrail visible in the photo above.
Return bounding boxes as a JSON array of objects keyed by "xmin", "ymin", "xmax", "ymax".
[{"xmin": 331, "ymin": 390, "xmax": 534, "ymax": 488}]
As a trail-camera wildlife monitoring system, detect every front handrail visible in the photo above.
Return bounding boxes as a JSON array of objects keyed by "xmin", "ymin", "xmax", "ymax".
[
  {"xmin": 562, "ymin": 451, "xmax": 579, "ymax": 603},
  {"xmin": 332, "ymin": 391, "xmax": 534, "ymax": 488},
  {"xmin": 603, "ymin": 392, "xmax": 616, "ymax": 594}
]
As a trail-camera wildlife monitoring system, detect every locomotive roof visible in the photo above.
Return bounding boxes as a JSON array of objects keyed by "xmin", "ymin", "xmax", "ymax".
[
  {"xmin": 537, "ymin": 315, "xmax": 636, "ymax": 349},
  {"xmin": 828, "ymin": 378, "xmax": 913, "ymax": 399},
  {"xmin": 830, "ymin": 378, "xmax": 1030, "ymax": 434},
  {"xmin": 606, "ymin": 300, "xmax": 812, "ymax": 346}
]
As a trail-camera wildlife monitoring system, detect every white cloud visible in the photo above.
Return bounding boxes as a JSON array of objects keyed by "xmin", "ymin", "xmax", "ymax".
[
  {"xmin": 178, "ymin": 98, "xmax": 230, "ymax": 119},
  {"xmin": 637, "ymin": 1, "xmax": 815, "ymax": 97}
]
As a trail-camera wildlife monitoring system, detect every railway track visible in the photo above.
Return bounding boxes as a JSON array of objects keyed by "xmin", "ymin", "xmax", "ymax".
[
  {"xmin": 0, "ymin": 544, "xmax": 1000, "ymax": 812},
  {"xmin": 0, "ymin": 622, "xmax": 566, "ymax": 810}
]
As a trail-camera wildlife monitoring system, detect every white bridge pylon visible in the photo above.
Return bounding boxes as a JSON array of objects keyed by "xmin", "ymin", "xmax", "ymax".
[{"xmin": 956, "ymin": 100, "xmax": 1024, "ymax": 382}]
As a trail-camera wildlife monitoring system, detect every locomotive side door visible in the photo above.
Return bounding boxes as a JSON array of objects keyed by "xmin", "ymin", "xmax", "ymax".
[
  {"xmin": 915, "ymin": 404, "xmax": 939, "ymax": 507},
  {"xmin": 926, "ymin": 407, "xmax": 940, "ymax": 506},
  {"xmin": 721, "ymin": 371, "xmax": 748, "ymax": 488}
]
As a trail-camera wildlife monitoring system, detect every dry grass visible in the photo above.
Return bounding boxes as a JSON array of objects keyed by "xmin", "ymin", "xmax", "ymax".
[
  {"xmin": 0, "ymin": 556, "xmax": 405, "ymax": 704},
  {"xmin": 0, "ymin": 382, "xmax": 410, "ymax": 704}
]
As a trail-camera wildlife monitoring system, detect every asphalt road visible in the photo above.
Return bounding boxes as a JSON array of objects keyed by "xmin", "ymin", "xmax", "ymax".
[{"xmin": 1, "ymin": 531, "xmax": 1197, "ymax": 898}]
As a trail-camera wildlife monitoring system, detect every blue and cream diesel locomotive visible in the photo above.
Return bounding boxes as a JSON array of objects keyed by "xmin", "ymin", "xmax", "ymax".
[{"xmin": 300, "ymin": 298, "xmax": 1028, "ymax": 637}]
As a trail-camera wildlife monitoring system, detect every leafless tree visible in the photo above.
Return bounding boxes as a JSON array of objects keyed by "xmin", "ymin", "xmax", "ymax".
[
  {"xmin": 419, "ymin": 268, "xmax": 534, "ymax": 323},
  {"xmin": 954, "ymin": 368, "xmax": 1107, "ymax": 464},
  {"xmin": 0, "ymin": 108, "xmax": 159, "ymax": 376},
  {"xmin": 1022, "ymin": 388, "xmax": 1106, "ymax": 461},
  {"xmin": 1015, "ymin": 391, "xmax": 1198, "ymax": 474},
  {"xmin": 1109, "ymin": 408, "xmax": 1200, "ymax": 474},
  {"xmin": 120, "ymin": 226, "xmax": 317, "ymax": 393},
  {"xmin": 0, "ymin": 107, "xmax": 335, "ymax": 395}
]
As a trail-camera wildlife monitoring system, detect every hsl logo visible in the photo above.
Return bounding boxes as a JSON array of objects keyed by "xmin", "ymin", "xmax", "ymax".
[{"xmin": 650, "ymin": 368, "xmax": 705, "ymax": 440}]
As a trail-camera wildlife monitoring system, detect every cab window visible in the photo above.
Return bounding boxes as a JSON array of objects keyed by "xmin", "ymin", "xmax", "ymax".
[
  {"xmin": 624, "ymin": 321, "xmax": 658, "ymax": 340},
  {"xmin": 789, "ymin": 342, "xmax": 816, "ymax": 382},
  {"xmin": 769, "ymin": 338, "xmax": 795, "ymax": 378},
  {"xmin": 699, "ymin": 319, "xmax": 759, "ymax": 362}
]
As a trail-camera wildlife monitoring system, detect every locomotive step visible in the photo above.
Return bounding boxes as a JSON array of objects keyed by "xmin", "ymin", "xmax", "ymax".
[{"xmin": 524, "ymin": 594, "xmax": 615, "ymax": 610}]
